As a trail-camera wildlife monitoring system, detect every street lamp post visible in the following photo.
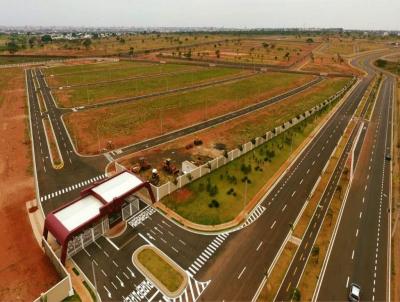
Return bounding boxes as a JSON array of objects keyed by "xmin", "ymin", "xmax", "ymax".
[{"xmin": 92, "ymin": 260, "xmax": 97, "ymax": 292}]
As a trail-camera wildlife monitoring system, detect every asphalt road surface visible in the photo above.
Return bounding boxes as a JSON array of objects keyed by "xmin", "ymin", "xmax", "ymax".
[
  {"xmin": 27, "ymin": 51, "xmax": 394, "ymax": 302},
  {"xmin": 26, "ymin": 66, "xmax": 324, "ymax": 214},
  {"xmin": 71, "ymin": 53, "xmax": 367, "ymax": 302},
  {"xmin": 314, "ymin": 65, "xmax": 394, "ymax": 302}
]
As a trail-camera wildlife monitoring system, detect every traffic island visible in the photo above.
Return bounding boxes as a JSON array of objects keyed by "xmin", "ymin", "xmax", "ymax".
[{"xmin": 133, "ymin": 245, "xmax": 187, "ymax": 298}]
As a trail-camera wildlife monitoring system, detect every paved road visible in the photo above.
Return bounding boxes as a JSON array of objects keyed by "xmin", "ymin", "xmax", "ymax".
[
  {"xmin": 71, "ymin": 54, "xmax": 365, "ymax": 302},
  {"xmin": 27, "ymin": 69, "xmax": 107, "ymax": 213},
  {"xmin": 195, "ymin": 57, "xmax": 368, "ymax": 302},
  {"xmin": 314, "ymin": 66, "xmax": 394, "ymax": 302},
  {"xmin": 274, "ymin": 65, "xmax": 374, "ymax": 302}
]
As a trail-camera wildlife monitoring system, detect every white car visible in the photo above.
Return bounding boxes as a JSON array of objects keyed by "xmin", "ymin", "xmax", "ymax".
[{"xmin": 348, "ymin": 283, "xmax": 361, "ymax": 301}]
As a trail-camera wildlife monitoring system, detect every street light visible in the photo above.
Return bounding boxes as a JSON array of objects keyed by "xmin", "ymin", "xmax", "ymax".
[{"xmin": 91, "ymin": 260, "xmax": 97, "ymax": 292}]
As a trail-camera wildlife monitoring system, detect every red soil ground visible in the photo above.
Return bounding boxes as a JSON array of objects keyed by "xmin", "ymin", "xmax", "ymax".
[
  {"xmin": 0, "ymin": 68, "xmax": 58, "ymax": 301},
  {"xmin": 67, "ymin": 74, "xmax": 313, "ymax": 154},
  {"xmin": 302, "ymin": 54, "xmax": 363, "ymax": 76},
  {"xmin": 117, "ymin": 77, "xmax": 344, "ymax": 183}
]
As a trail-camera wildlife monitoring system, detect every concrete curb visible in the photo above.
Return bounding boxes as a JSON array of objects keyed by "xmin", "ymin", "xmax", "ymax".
[{"xmin": 132, "ymin": 245, "xmax": 188, "ymax": 298}]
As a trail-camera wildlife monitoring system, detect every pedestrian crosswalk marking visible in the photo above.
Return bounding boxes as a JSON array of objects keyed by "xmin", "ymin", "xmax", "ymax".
[
  {"xmin": 128, "ymin": 206, "xmax": 156, "ymax": 228},
  {"xmin": 241, "ymin": 205, "xmax": 266, "ymax": 228},
  {"xmin": 187, "ymin": 233, "xmax": 230, "ymax": 276},
  {"xmin": 39, "ymin": 173, "xmax": 107, "ymax": 202},
  {"xmin": 162, "ymin": 275, "xmax": 210, "ymax": 302}
]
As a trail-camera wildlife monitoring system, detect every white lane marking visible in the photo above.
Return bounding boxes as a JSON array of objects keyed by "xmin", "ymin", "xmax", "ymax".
[
  {"xmin": 282, "ymin": 204, "xmax": 287, "ymax": 212},
  {"xmin": 256, "ymin": 241, "xmax": 263, "ymax": 251},
  {"xmin": 346, "ymin": 276, "xmax": 350, "ymax": 288},
  {"xmin": 270, "ymin": 220, "xmax": 277, "ymax": 229},
  {"xmin": 237, "ymin": 266, "xmax": 246, "ymax": 279}
]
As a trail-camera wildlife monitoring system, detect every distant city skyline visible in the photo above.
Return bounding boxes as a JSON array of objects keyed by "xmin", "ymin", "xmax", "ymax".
[{"xmin": 1, "ymin": 0, "xmax": 399, "ymax": 31}]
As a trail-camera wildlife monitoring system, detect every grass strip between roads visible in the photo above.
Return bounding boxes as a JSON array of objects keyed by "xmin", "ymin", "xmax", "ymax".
[
  {"xmin": 257, "ymin": 82, "xmax": 359, "ymax": 300},
  {"xmin": 292, "ymin": 119, "xmax": 355, "ymax": 239},
  {"xmin": 391, "ymin": 78, "xmax": 399, "ymax": 301},
  {"xmin": 295, "ymin": 121, "xmax": 355, "ymax": 300},
  {"xmin": 258, "ymin": 242, "xmax": 298, "ymax": 301},
  {"xmin": 365, "ymin": 75, "xmax": 383, "ymax": 121},
  {"xmin": 137, "ymin": 248, "xmax": 184, "ymax": 293},
  {"xmin": 43, "ymin": 117, "xmax": 63, "ymax": 168}
]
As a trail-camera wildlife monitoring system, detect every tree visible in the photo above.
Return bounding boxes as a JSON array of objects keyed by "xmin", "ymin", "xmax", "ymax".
[
  {"xmin": 128, "ymin": 47, "xmax": 134, "ymax": 56},
  {"xmin": 292, "ymin": 288, "xmax": 301, "ymax": 301},
  {"xmin": 327, "ymin": 207, "xmax": 334, "ymax": 226},
  {"xmin": 6, "ymin": 41, "xmax": 19, "ymax": 54},
  {"xmin": 215, "ymin": 49, "xmax": 220, "ymax": 58},
  {"xmin": 306, "ymin": 38, "xmax": 314, "ymax": 43},
  {"xmin": 82, "ymin": 38, "xmax": 92, "ymax": 49},
  {"xmin": 311, "ymin": 245, "xmax": 320, "ymax": 263},
  {"xmin": 336, "ymin": 184, "xmax": 342, "ymax": 199},
  {"xmin": 41, "ymin": 34, "xmax": 52, "ymax": 43},
  {"xmin": 284, "ymin": 52, "xmax": 290, "ymax": 61},
  {"xmin": 28, "ymin": 36, "xmax": 37, "ymax": 48}
]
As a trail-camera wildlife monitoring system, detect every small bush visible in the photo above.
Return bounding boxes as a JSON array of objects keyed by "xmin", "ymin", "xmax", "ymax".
[
  {"xmin": 208, "ymin": 199, "xmax": 220, "ymax": 208},
  {"xmin": 240, "ymin": 163, "xmax": 252, "ymax": 175},
  {"xmin": 208, "ymin": 185, "xmax": 219, "ymax": 197},
  {"xmin": 198, "ymin": 183, "xmax": 205, "ymax": 192}
]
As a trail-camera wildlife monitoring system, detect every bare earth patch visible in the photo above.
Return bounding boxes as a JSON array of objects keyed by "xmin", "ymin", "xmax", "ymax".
[{"xmin": 0, "ymin": 68, "xmax": 58, "ymax": 301}]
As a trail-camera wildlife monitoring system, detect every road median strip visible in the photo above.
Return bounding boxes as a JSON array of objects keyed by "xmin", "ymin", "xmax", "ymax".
[{"xmin": 133, "ymin": 245, "xmax": 188, "ymax": 298}]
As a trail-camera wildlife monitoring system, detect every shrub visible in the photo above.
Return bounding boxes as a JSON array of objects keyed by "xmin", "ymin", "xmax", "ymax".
[
  {"xmin": 198, "ymin": 183, "xmax": 205, "ymax": 192},
  {"xmin": 209, "ymin": 185, "xmax": 219, "ymax": 197},
  {"xmin": 240, "ymin": 163, "xmax": 252, "ymax": 175},
  {"xmin": 227, "ymin": 188, "xmax": 234, "ymax": 195},
  {"xmin": 208, "ymin": 199, "xmax": 220, "ymax": 208}
]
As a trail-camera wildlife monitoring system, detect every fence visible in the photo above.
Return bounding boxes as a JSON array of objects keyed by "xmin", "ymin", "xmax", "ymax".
[
  {"xmin": 33, "ymin": 239, "xmax": 73, "ymax": 302},
  {"xmin": 0, "ymin": 56, "xmax": 118, "ymax": 69},
  {"xmin": 67, "ymin": 218, "xmax": 109, "ymax": 258},
  {"xmin": 148, "ymin": 77, "xmax": 356, "ymax": 202}
]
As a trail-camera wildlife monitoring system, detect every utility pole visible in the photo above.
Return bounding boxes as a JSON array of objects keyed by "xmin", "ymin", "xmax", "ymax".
[
  {"xmin": 244, "ymin": 179, "xmax": 248, "ymax": 209},
  {"xmin": 92, "ymin": 260, "xmax": 97, "ymax": 292},
  {"xmin": 96, "ymin": 122, "xmax": 101, "ymax": 153}
]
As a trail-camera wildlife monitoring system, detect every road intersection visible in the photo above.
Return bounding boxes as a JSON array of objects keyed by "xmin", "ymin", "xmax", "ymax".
[{"xmin": 26, "ymin": 51, "xmax": 395, "ymax": 301}]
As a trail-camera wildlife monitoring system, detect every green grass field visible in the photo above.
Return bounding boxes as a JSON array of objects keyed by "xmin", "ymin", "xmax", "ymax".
[
  {"xmin": 375, "ymin": 59, "xmax": 400, "ymax": 76},
  {"xmin": 54, "ymin": 66, "xmax": 247, "ymax": 107},
  {"xmin": 162, "ymin": 78, "xmax": 349, "ymax": 225},
  {"xmin": 46, "ymin": 61, "xmax": 203, "ymax": 87},
  {"xmin": 138, "ymin": 248, "xmax": 184, "ymax": 292},
  {"xmin": 65, "ymin": 72, "xmax": 313, "ymax": 153}
]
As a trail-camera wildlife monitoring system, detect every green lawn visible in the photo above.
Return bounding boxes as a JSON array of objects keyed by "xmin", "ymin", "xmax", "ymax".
[
  {"xmin": 138, "ymin": 248, "xmax": 184, "ymax": 293},
  {"xmin": 162, "ymin": 90, "xmax": 346, "ymax": 225},
  {"xmin": 55, "ymin": 66, "xmax": 246, "ymax": 107},
  {"xmin": 375, "ymin": 59, "xmax": 400, "ymax": 76},
  {"xmin": 47, "ymin": 62, "xmax": 202, "ymax": 87}
]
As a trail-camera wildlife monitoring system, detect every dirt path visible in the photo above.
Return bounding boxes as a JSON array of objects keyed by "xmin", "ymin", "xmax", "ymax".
[{"xmin": 0, "ymin": 68, "xmax": 58, "ymax": 301}]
